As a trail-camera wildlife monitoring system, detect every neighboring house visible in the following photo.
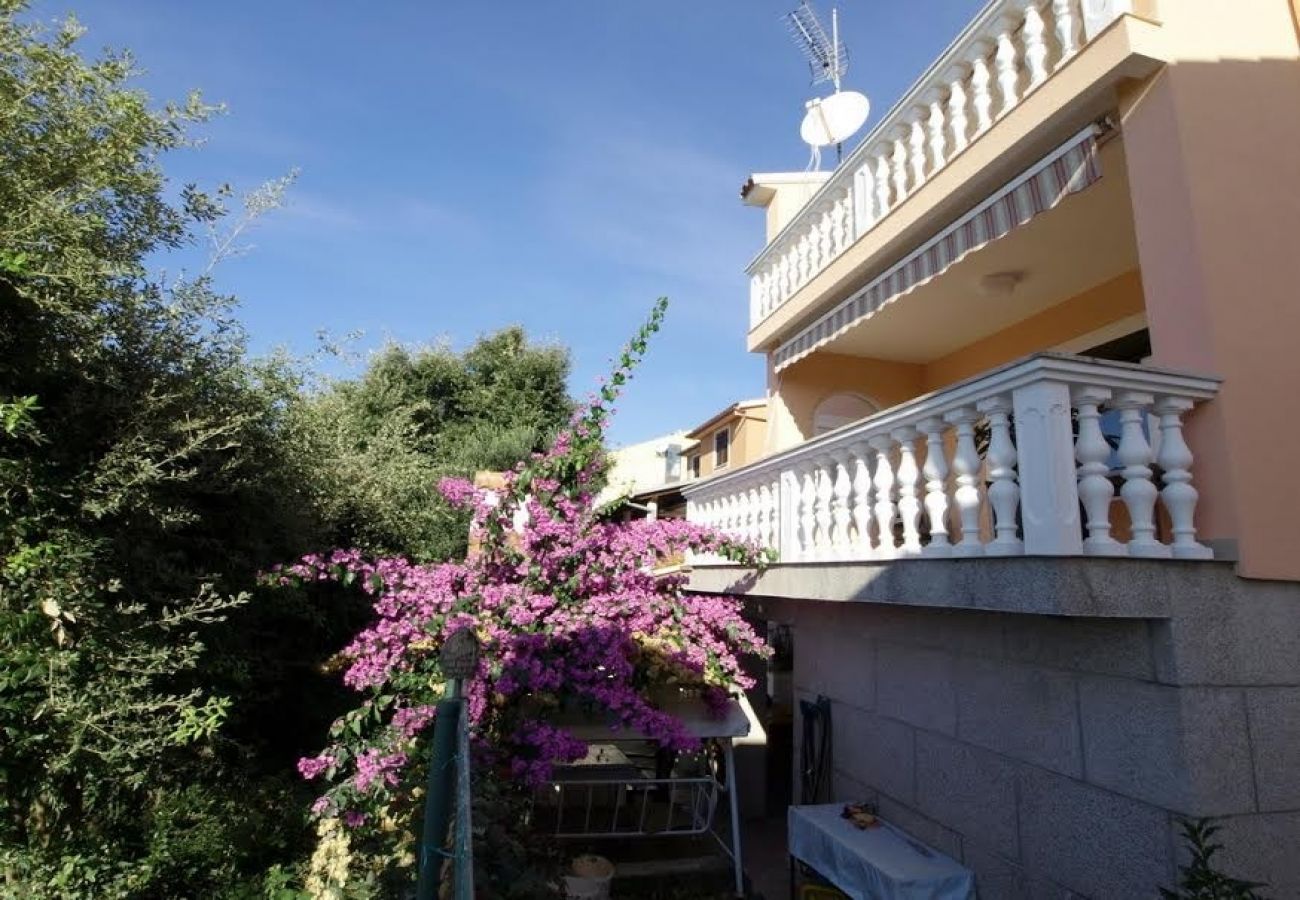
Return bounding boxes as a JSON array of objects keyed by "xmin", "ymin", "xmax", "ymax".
[
  {"xmin": 598, "ymin": 430, "xmax": 694, "ymax": 519},
  {"xmin": 683, "ymin": 398, "xmax": 768, "ymax": 482},
  {"xmin": 683, "ymin": 1, "xmax": 1300, "ymax": 897}
]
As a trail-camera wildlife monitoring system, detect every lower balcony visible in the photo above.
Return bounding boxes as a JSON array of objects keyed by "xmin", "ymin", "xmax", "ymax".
[{"xmin": 683, "ymin": 353, "xmax": 1221, "ymax": 565}]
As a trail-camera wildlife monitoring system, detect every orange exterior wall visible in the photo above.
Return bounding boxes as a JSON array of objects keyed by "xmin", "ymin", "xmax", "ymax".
[
  {"xmin": 921, "ymin": 270, "xmax": 1146, "ymax": 391},
  {"xmin": 767, "ymin": 353, "xmax": 925, "ymax": 451},
  {"xmin": 1119, "ymin": 0, "xmax": 1300, "ymax": 579}
]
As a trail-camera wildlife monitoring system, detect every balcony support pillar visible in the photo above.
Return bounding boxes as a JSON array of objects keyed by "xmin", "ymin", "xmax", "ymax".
[{"xmin": 1011, "ymin": 380, "xmax": 1083, "ymax": 555}]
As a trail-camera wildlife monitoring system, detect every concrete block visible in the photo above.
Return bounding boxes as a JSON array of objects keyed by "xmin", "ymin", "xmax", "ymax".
[
  {"xmin": 1203, "ymin": 811, "xmax": 1300, "ymax": 900},
  {"xmin": 1245, "ymin": 687, "xmax": 1300, "ymax": 811},
  {"xmin": 793, "ymin": 605, "xmax": 876, "ymax": 708},
  {"xmin": 915, "ymin": 732, "xmax": 1019, "ymax": 859},
  {"xmin": 1155, "ymin": 574, "xmax": 1300, "ymax": 685},
  {"xmin": 831, "ymin": 703, "xmax": 916, "ymax": 804},
  {"xmin": 960, "ymin": 842, "xmax": 1029, "ymax": 900},
  {"xmin": 955, "ymin": 657, "xmax": 1083, "ymax": 777},
  {"xmin": 829, "ymin": 766, "xmax": 878, "ymax": 807},
  {"xmin": 875, "ymin": 793, "xmax": 964, "ymax": 861},
  {"xmin": 1079, "ymin": 679, "xmax": 1256, "ymax": 815},
  {"xmin": 877, "ymin": 644, "xmax": 957, "ymax": 735},
  {"xmin": 1018, "ymin": 766, "xmax": 1172, "ymax": 898},
  {"xmin": 865, "ymin": 606, "xmax": 1006, "ymax": 658},
  {"xmin": 1003, "ymin": 615, "xmax": 1155, "ymax": 679}
]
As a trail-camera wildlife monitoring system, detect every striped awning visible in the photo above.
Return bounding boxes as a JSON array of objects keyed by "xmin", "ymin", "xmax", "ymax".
[{"xmin": 773, "ymin": 124, "xmax": 1105, "ymax": 373}]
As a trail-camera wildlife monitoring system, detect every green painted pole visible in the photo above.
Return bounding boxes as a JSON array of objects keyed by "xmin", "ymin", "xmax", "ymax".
[{"xmin": 416, "ymin": 685, "xmax": 462, "ymax": 900}]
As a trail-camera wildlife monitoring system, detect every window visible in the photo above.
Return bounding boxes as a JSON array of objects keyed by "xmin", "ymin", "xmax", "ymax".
[
  {"xmin": 688, "ymin": 453, "xmax": 701, "ymax": 479},
  {"xmin": 714, "ymin": 429, "xmax": 730, "ymax": 468}
]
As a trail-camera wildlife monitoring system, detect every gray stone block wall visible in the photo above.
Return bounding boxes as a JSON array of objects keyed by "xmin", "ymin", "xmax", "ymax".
[{"xmin": 770, "ymin": 570, "xmax": 1300, "ymax": 899}]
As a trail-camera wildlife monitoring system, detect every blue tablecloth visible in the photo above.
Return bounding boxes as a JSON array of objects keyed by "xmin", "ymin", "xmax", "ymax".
[{"xmin": 788, "ymin": 804, "xmax": 975, "ymax": 900}]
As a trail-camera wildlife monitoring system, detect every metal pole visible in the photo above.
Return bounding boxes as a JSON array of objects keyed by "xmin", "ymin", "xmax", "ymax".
[
  {"xmin": 416, "ymin": 679, "xmax": 462, "ymax": 900},
  {"xmin": 725, "ymin": 739, "xmax": 745, "ymax": 897}
]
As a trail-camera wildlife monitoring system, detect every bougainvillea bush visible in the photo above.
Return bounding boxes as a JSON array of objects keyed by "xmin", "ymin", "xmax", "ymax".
[{"xmin": 273, "ymin": 299, "xmax": 773, "ymax": 895}]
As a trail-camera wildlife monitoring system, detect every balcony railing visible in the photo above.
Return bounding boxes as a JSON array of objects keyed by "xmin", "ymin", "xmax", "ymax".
[
  {"xmin": 684, "ymin": 354, "xmax": 1220, "ymax": 564},
  {"xmin": 749, "ymin": 0, "xmax": 1136, "ymax": 329}
]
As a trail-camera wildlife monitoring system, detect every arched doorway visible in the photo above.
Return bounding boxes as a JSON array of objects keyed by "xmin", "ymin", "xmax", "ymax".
[{"xmin": 812, "ymin": 392, "xmax": 878, "ymax": 436}]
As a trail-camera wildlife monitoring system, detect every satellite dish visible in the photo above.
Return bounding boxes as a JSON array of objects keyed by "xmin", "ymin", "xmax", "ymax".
[
  {"xmin": 785, "ymin": 3, "xmax": 871, "ymax": 170},
  {"xmin": 800, "ymin": 90, "xmax": 870, "ymax": 148}
]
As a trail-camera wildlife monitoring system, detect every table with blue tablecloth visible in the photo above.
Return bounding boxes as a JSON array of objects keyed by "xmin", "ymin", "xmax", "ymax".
[{"xmin": 788, "ymin": 804, "xmax": 975, "ymax": 900}]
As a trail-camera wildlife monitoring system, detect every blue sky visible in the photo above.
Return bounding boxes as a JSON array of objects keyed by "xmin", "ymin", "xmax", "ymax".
[{"xmin": 56, "ymin": 0, "xmax": 983, "ymax": 445}]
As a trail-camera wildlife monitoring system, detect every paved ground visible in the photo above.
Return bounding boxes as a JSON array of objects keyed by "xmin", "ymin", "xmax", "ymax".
[{"xmin": 742, "ymin": 815, "xmax": 791, "ymax": 900}]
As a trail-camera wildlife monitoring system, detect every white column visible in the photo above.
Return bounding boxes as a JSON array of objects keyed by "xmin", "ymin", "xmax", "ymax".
[
  {"xmin": 1113, "ymin": 390, "xmax": 1170, "ymax": 558},
  {"xmin": 978, "ymin": 395, "xmax": 1023, "ymax": 555},
  {"xmin": 994, "ymin": 14, "xmax": 1021, "ymax": 118},
  {"xmin": 944, "ymin": 407, "xmax": 984, "ymax": 556},
  {"xmin": 869, "ymin": 435, "xmax": 897, "ymax": 556},
  {"xmin": 1153, "ymin": 396, "xmax": 1213, "ymax": 560},
  {"xmin": 908, "ymin": 115, "xmax": 928, "ymax": 188},
  {"xmin": 891, "ymin": 132, "xmax": 909, "ymax": 202},
  {"xmin": 919, "ymin": 417, "xmax": 952, "ymax": 557},
  {"xmin": 873, "ymin": 154, "xmax": 892, "ymax": 217},
  {"xmin": 969, "ymin": 41, "xmax": 995, "ymax": 138},
  {"xmin": 853, "ymin": 164, "xmax": 876, "ymax": 236},
  {"xmin": 1053, "ymin": 0, "xmax": 1079, "ymax": 63},
  {"xmin": 830, "ymin": 450, "xmax": 853, "ymax": 555},
  {"xmin": 850, "ymin": 441, "xmax": 874, "ymax": 555},
  {"xmin": 1081, "ymin": 0, "xmax": 1134, "ymax": 41},
  {"xmin": 1021, "ymin": 1, "xmax": 1049, "ymax": 89},
  {"xmin": 813, "ymin": 455, "xmax": 834, "ymax": 558},
  {"xmin": 892, "ymin": 427, "xmax": 924, "ymax": 555},
  {"xmin": 945, "ymin": 64, "xmax": 971, "ymax": 155},
  {"xmin": 797, "ymin": 462, "xmax": 817, "ymax": 562},
  {"xmin": 1072, "ymin": 386, "xmax": 1122, "ymax": 555},
  {"xmin": 1010, "ymin": 380, "xmax": 1083, "ymax": 554},
  {"xmin": 925, "ymin": 87, "xmax": 948, "ymax": 171}
]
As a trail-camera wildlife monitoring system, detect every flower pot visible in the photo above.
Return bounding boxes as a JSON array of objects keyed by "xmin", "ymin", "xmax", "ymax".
[{"xmin": 564, "ymin": 854, "xmax": 614, "ymax": 900}]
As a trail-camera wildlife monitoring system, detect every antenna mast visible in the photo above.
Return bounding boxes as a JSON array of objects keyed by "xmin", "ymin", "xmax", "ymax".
[{"xmin": 785, "ymin": 2, "xmax": 870, "ymax": 171}]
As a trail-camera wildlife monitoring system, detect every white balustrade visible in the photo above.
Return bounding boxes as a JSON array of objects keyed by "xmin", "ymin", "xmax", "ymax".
[
  {"xmin": 683, "ymin": 354, "xmax": 1221, "ymax": 565},
  {"xmin": 747, "ymin": 0, "xmax": 1119, "ymax": 328}
]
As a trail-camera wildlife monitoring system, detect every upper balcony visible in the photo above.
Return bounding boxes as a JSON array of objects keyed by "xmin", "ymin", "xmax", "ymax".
[{"xmin": 745, "ymin": 0, "xmax": 1166, "ymax": 348}]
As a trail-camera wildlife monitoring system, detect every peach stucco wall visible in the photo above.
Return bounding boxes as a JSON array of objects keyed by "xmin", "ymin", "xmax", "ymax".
[
  {"xmin": 920, "ymin": 270, "xmax": 1147, "ymax": 391},
  {"xmin": 767, "ymin": 353, "xmax": 925, "ymax": 451},
  {"xmin": 688, "ymin": 411, "xmax": 768, "ymax": 480},
  {"xmin": 1119, "ymin": 0, "xmax": 1300, "ymax": 579}
]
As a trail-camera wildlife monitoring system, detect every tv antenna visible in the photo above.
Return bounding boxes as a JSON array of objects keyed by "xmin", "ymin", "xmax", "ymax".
[{"xmin": 785, "ymin": 2, "xmax": 870, "ymax": 171}]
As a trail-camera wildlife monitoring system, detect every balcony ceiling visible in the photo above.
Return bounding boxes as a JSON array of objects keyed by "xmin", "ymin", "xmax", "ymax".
[{"xmin": 811, "ymin": 140, "xmax": 1139, "ymax": 364}]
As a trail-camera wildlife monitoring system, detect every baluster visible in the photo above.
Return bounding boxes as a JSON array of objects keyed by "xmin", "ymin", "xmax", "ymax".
[
  {"xmin": 1053, "ymin": 0, "xmax": 1079, "ymax": 64},
  {"xmin": 832, "ymin": 190, "xmax": 850, "ymax": 253},
  {"xmin": 815, "ymin": 209, "xmax": 831, "ymax": 271},
  {"xmin": 978, "ymin": 396, "xmax": 1023, "ymax": 555},
  {"xmin": 813, "ymin": 455, "xmax": 834, "ymax": 558},
  {"xmin": 1113, "ymin": 391, "xmax": 1169, "ymax": 558},
  {"xmin": 796, "ymin": 236, "xmax": 810, "ymax": 285},
  {"xmin": 891, "ymin": 132, "xmax": 909, "ymax": 202},
  {"xmin": 995, "ymin": 14, "xmax": 1021, "ymax": 117},
  {"xmin": 893, "ymin": 427, "xmax": 923, "ymax": 555},
  {"xmin": 745, "ymin": 486, "xmax": 760, "ymax": 546},
  {"xmin": 869, "ymin": 436, "xmax": 897, "ymax": 556},
  {"xmin": 768, "ymin": 477, "xmax": 782, "ymax": 550},
  {"xmin": 850, "ymin": 441, "xmax": 874, "ymax": 554},
  {"xmin": 946, "ymin": 64, "xmax": 971, "ymax": 155},
  {"xmin": 925, "ymin": 88, "xmax": 948, "ymax": 171},
  {"xmin": 874, "ymin": 153, "xmax": 892, "ymax": 217},
  {"xmin": 830, "ymin": 450, "xmax": 853, "ymax": 555},
  {"xmin": 908, "ymin": 115, "xmax": 927, "ymax": 188},
  {"xmin": 1154, "ymin": 396, "xmax": 1213, "ymax": 559},
  {"xmin": 797, "ymin": 463, "xmax": 817, "ymax": 561},
  {"xmin": 944, "ymin": 407, "xmax": 985, "ymax": 556},
  {"xmin": 1073, "ymin": 386, "xmax": 1122, "ymax": 555},
  {"xmin": 969, "ymin": 41, "xmax": 995, "ymax": 136},
  {"xmin": 854, "ymin": 165, "xmax": 875, "ymax": 236},
  {"xmin": 1021, "ymin": 1, "xmax": 1049, "ymax": 89},
  {"xmin": 755, "ymin": 483, "xmax": 769, "ymax": 550},
  {"xmin": 919, "ymin": 417, "xmax": 952, "ymax": 556}
]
